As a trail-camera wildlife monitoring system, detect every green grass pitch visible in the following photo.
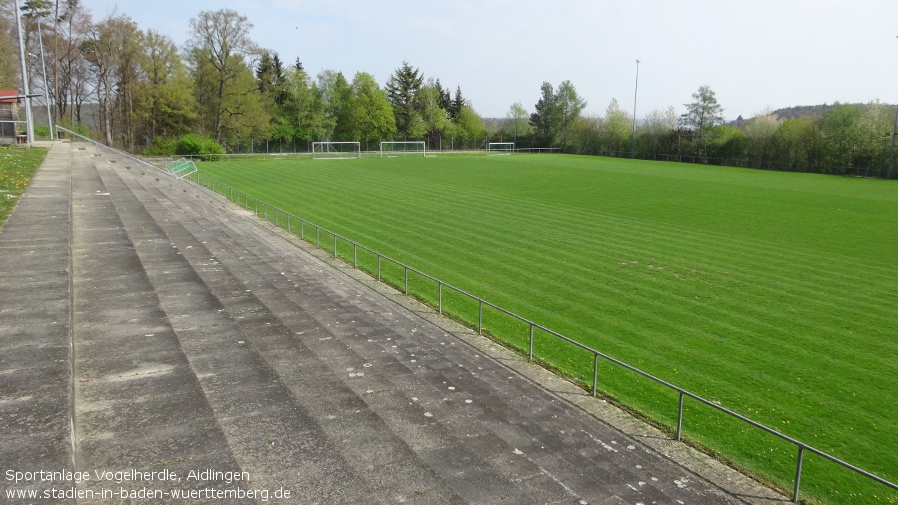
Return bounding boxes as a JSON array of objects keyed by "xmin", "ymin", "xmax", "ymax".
[{"xmin": 197, "ymin": 153, "xmax": 898, "ymax": 503}]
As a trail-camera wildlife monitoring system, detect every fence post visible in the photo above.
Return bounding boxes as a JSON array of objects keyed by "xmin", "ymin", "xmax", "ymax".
[
  {"xmin": 404, "ymin": 267, "xmax": 409, "ymax": 294},
  {"xmin": 592, "ymin": 354, "xmax": 599, "ymax": 397},
  {"xmin": 300, "ymin": 219, "xmax": 304, "ymax": 240},
  {"xmin": 793, "ymin": 447, "xmax": 805, "ymax": 503},
  {"xmin": 438, "ymin": 282, "xmax": 443, "ymax": 314},
  {"xmin": 316, "ymin": 227, "xmax": 320, "ymax": 247},
  {"xmin": 353, "ymin": 244, "xmax": 357, "ymax": 267},
  {"xmin": 287, "ymin": 215, "xmax": 291, "ymax": 234},
  {"xmin": 676, "ymin": 392, "xmax": 685, "ymax": 441},
  {"xmin": 529, "ymin": 324, "xmax": 534, "ymax": 361},
  {"xmin": 377, "ymin": 255, "xmax": 381, "ymax": 281},
  {"xmin": 333, "ymin": 234, "xmax": 337, "ymax": 257}
]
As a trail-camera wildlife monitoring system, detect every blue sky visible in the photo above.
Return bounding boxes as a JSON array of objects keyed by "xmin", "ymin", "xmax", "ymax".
[{"xmin": 82, "ymin": 0, "xmax": 898, "ymax": 120}]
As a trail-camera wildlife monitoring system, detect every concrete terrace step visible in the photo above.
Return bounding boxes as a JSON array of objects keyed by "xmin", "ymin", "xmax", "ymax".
[
  {"xmin": 69, "ymin": 149, "xmax": 245, "ymax": 498},
  {"xmin": 95, "ymin": 155, "xmax": 498, "ymax": 503},
  {"xmin": 91, "ymin": 156, "xmax": 426, "ymax": 504}
]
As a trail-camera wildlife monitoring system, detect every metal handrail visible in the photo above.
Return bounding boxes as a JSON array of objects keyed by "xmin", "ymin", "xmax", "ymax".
[{"xmin": 59, "ymin": 128, "xmax": 897, "ymax": 503}]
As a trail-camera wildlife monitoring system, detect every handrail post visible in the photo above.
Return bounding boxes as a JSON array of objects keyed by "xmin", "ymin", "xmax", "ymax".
[
  {"xmin": 592, "ymin": 354, "xmax": 599, "ymax": 397},
  {"xmin": 478, "ymin": 300, "xmax": 483, "ymax": 335},
  {"xmin": 529, "ymin": 324, "xmax": 534, "ymax": 361},
  {"xmin": 676, "ymin": 392, "xmax": 685, "ymax": 441},
  {"xmin": 793, "ymin": 446, "xmax": 805, "ymax": 503}
]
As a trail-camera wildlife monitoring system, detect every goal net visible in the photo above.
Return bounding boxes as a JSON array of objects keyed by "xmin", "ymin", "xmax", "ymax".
[
  {"xmin": 312, "ymin": 141, "xmax": 361, "ymax": 159},
  {"xmin": 487, "ymin": 142, "xmax": 515, "ymax": 155},
  {"xmin": 380, "ymin": 141, "xmax": 426, "ymax": 158}
]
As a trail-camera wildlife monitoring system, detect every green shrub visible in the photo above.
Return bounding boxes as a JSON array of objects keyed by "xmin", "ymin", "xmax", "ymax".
[{"xmin": 174, "ymin": 134, "xmax": 223, "ymax": 161}]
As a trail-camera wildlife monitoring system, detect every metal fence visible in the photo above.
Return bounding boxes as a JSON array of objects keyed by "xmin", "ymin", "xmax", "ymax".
[
  {"xmin": 171, "ymin": 147, "xmax": 557, "ymax": 163},
  {"xmin": 58, "ymin": 126, "xmax": 898, "ymax": 503}
]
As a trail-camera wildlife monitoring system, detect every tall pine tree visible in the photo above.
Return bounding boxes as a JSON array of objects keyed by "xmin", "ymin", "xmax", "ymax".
[{"xmin": 385, "ymin": 61, "xmax": 423, "ymax": 137}]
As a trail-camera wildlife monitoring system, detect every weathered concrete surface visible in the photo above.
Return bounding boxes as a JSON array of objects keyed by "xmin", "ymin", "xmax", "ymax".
[
  {"xmin": 0, "ymin": 141, "xmax": 789, "ymax": 504},
  {"xmin": 0, "ymin": 141, "xmax": 73, "ymax": 499}
]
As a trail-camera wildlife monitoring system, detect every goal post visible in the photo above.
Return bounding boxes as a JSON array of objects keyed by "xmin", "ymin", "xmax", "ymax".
[
  {"xmin": 487, "ymin": 142, "xmax": 515, "ymax": 155},
  {"xmin": 380, "ymin": 141, "xmax": 426, "ymax": 158},
  {"xmin": 312, "ymin": 141, "xmax": 361, "ymax": 159}
]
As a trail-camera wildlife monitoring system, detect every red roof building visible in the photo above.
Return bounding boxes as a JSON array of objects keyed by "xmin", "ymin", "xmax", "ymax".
[{"xmin": 0, "ymin": 89, "xmax": 22, "ymax": 144}]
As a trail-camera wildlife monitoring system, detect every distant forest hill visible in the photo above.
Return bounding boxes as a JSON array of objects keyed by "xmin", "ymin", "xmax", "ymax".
[{"xmin": 769, "ymin": 102, "xmax": 896, "ymax": 121}]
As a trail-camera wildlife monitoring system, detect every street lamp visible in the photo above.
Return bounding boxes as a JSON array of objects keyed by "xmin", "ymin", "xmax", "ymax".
[{"xmin": 630, "ymin": 59, "xmax": 640, "ymax": 158}]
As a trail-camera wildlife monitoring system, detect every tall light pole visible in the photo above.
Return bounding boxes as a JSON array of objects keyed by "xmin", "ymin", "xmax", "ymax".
[
  {"xmin": 890, "ymin": 36, "xmax": 898, "ymax": 179},
  {"xmin": 35, "ymin": 17, "xmax": 54, "ymax": 140},
  {"xmin": 889, "ymin": 103, "xmax": 897, "ymax": 180},
  {"xmin": 630, "ymin": 59, "xmax": 640, "ymax": 158},
  {"xmin": 14, "ymin": 1, "xmax": 34, "ymax": 146}
]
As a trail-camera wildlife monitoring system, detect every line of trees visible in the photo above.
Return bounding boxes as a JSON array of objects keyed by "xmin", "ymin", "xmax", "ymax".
[
  {"xmin": 541, "ymin": 85, "xmax": 896, "ymax": 177},
  {"xmin": 0, "ymin": 5, "xmax": 487, "ymax": 154},
  {"xmin": 1, "ymin": 3, "xmax": 895, "ymax": 176},
  {"xmin": 496, "ymin": 83, "xmax": 895, "ymax": 177}
]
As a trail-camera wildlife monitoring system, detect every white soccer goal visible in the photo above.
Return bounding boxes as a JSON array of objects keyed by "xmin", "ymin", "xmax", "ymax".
[
  {"xmin": 166, "ymin": 158, "xmax": 198, "ymax": 179},
  {"xmin": 312, "ymin": 141, "xmax": 361, "ymax": 159},
  {"xmin": 487, "ymin": 142, "xmax": 515, "ymax": 155},
  {"xmin": 380, "ymin": 141, "xmax": 426, "ymax": 158}
]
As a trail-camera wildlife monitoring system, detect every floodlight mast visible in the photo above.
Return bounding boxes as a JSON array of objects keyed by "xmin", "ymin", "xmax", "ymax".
[
  {"xmin": 36, "ymin": 17, "xmax": 53, "ymax": 140},
  {"xmin": 890, "ymin": 36, "xmax": 897, "ymax": 179},
  {"xmin": 630, "ymin": 59, "xmax": 640, "ymax": 158},
  {"xmin": 889, "ymin": 105, "xmax": 897, "ymax": 179},
  {"xmin": 14, "ymin": 2, "xmax": 34, "ymax": 146}
]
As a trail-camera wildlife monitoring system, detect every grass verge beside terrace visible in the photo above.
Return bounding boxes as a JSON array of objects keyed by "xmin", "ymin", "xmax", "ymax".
[{"xmin": 0, "ymin": 146, "xmax": 48, "ymax": 228}]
